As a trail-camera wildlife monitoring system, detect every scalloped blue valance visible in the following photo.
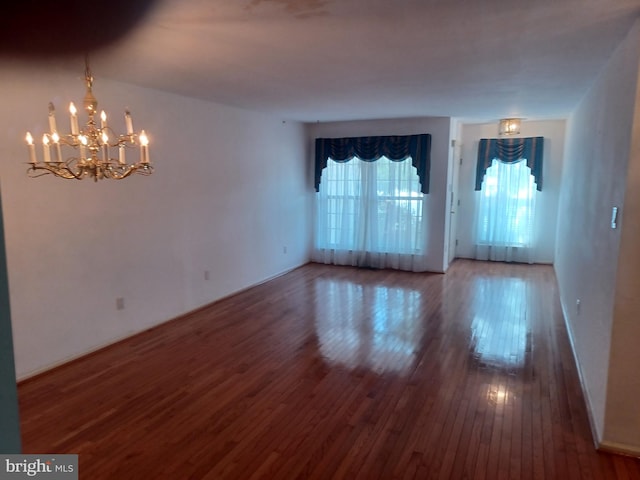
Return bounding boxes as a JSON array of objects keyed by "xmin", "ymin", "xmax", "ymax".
[
  {"xmin": 475, "ymin": 137, "xmax": 544, "ymax": 191},
  {"xmin": 315, "ymin": 134, "xmax": 431, "ymax": 194}
]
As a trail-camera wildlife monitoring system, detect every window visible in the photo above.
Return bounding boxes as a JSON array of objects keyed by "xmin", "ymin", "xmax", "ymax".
[
  {"xmin": 476, "ymin": 158, "xmax": 537, "ymax": 248},
  {"xmin": 315, "ymin": 156, "xmax": 425, "ymax": 256}
]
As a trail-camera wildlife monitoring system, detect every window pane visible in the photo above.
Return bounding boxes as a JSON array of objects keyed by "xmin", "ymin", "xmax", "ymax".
[
  {"xmin": 316, "ymin": 157, "xmax": 425, "ymax": 255},
  {"xmin": 477, "ymin": 159, "xmax": 536, "ymax": 247}
]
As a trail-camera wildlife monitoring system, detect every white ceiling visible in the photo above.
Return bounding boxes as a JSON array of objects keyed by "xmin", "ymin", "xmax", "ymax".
[{"xmin": 84, "ymin": 0, "xmax": 640, "ymax": 123}]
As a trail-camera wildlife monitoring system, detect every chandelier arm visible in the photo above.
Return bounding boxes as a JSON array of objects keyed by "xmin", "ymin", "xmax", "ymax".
[
  {"xmin": 105, "ymin": 164, "xmax": 154, "ymax": 180},
  {"xmin": 26, "ymin": 168, "xmax": 55, "ymax": 179},
  {"xmin": 27, "ymin": 165, "xmax": 84, "ymax": 180}
]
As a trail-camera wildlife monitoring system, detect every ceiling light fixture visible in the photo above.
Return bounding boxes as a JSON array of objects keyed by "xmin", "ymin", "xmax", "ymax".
[
  {"xmin": 25, "ymin": 55, "xmax": 152, "ymax": 181},
  {"xmin": 498, "ymin": 118, "xmax": 521, "ymax": 136}
]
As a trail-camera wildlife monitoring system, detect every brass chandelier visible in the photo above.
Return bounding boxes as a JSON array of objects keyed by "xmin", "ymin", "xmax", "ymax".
[{"xmin": 25, "ymin": 56, "xmax": 152, "ymax": 181}]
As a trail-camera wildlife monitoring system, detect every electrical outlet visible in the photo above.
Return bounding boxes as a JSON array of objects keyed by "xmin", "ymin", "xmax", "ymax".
[
  {"xmin": 204, "ymin": 270, "xmax": 210, "ymax": 281},
  {"xmin": 283, "ymin": 246, "xmax": 287, "ymax": 254},
  {"xmin": 116, "ymin": 297, "xmax": 125, "ymax": 310}
]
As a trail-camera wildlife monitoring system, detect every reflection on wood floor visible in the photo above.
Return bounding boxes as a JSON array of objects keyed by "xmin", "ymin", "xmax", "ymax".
[
  {"xmin": 18, "ymin": 259, "xmax": 640, "ymax": 479},
  {"xmin": 314, "ymin": 277, "xmax": 424, "ymax": 374}
]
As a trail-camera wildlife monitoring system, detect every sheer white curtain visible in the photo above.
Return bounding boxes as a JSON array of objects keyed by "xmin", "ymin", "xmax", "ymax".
[
  {"xmin": 313, "ymin": 156, "xmax": 428, "ymax": 271},
  {"xmin": 474, "ymin": 158, "xmax": 538, "ymax": 263}
]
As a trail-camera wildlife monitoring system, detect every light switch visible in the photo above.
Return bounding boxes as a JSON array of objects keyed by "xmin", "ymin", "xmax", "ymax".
[{"xmin": 611, "ymin": 206, "xmax": 618, "ymax": 229}]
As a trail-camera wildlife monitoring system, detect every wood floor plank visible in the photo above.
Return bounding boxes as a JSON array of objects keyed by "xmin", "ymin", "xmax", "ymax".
[{"xmin": 17, "ymin": 260, "xmax": 640, "ymax": 479}]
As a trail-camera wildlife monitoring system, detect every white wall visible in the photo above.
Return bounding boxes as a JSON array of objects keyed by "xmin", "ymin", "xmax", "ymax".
[
  {"xmin": 455, "ymin": 120, "xmax": 565, "ymax": 264},
  {"xmin": 555, "ymin": 20, "xmax": 640, "ymax": 453},
  {"xmin": 0, "ymin": 60, "xmax": 312, "ymax": 379},
  {"xmin": 608, "ymin": 61, "xmax": 640, "ymax": 453},
  {"xmin": 306, "ymin": 116, "xmax": 453, "ymax": 273}
]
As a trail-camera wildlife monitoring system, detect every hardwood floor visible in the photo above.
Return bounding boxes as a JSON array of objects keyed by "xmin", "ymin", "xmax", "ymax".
[{"xmin": 18, "ymin": 260, "xmax": 640, "ymax": 479}]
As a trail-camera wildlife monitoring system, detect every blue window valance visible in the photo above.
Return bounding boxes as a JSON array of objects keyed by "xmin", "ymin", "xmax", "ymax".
[
  {"xmin": 315, "ymin": 134, "xmax": 431, "ymax": 194},
  {"xmin": 475, "ymin": 137, "xmax": 544, "ymax": 191}
]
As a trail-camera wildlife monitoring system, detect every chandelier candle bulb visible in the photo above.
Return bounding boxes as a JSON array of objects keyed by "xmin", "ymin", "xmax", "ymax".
[
  {"xmin": 69, "ymin": 102, "xmax": 79, "ymax": 135},
  {"xmin": 51, "ymin": 132, "xmax": 62, "ymax": 163},
  {"xmin": 118, "ymin": 144, "xmax": 126, "ymax": 165},
  {"xmin": 101, "ymin": 132, "xmax": 109, "ymax": 161},
  {"xmin": 79, "ymin": 135, "xmax": 87, "ymax": 161},
  {"xmin": 125, "ymin": 110, "xmax": 133, "ymax": 135},
  {"xmin": 48, "ymin": 102, "xmax": 57, "ymax": 133},
  {"xmin": 42, "ymin": 134, "xmax": 51, "ymax": 163},
  {"xmin": 25, "ymin": 132, "xmax": 36, "ymax": 164},
  {"xmin": 139, "ymin": 130, "xmax": 149, "ymax": 163},
  {"xmin": 100, "ymin": 110, "xmax": 107, "ymax": 129}
]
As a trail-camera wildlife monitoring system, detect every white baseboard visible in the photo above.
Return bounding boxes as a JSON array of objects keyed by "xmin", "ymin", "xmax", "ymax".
[
  {"xmin": 18, "ymin": 262, "xmax": 309, "ymax": 383},
  {"xmin": 557, "ymin": 285, "xmax": 603, "ymax": 450},
  {"xmin": 598, "ymin": 440, "xmax": 640, "ymax": 459},
  {"xmin": 557, "ymin": 275, "xmax": 640, "ymax": 459},
  {"xmin": 17, "ymin": 329, "xmax": 141, "ymax": 382}
]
